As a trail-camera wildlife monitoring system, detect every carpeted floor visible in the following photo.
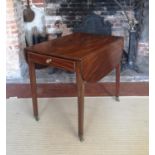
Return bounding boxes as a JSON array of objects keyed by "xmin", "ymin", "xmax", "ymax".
[{"xmin": 6, "ymin": 97, "xmax": 148, "ymax": 155}]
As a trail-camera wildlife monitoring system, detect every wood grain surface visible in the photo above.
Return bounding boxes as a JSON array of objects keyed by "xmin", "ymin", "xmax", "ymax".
[
  {"xmin": 6, "ymin": 82, "xmax": 149, "ymax": 98},
  {"xmin": 25, "ymin": 32, "xmax": 123, "ymax": 82}
]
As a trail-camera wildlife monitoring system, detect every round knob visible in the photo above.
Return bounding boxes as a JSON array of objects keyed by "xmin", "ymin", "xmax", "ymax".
[{"xmin": 46, "ymin": 58, "xmax": 52, "ymax": 64}]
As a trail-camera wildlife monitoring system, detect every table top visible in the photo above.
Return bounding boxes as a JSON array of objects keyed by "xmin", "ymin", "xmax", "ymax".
[
  {"xmin": 25, "ymin": 32, "xmax": 124, "ymax": 82},
  {"xmin": 25, "ymin": 32, "xmax": 123, "ymax": 61}
]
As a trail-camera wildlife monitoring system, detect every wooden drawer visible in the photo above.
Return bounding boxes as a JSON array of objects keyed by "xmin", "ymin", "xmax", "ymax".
[{"xmin": 28, "ymin": 52, "xmax": 75, "ymax": 72}]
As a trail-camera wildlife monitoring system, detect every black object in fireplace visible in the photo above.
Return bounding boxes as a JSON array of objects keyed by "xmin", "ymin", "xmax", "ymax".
[
  {"xmin": 121, "ymin": 30, "xmax": 141, "ymax": 72},
  {"xmin": 73, "ymin": 12, "xmax": 112, "ymax": 35}
]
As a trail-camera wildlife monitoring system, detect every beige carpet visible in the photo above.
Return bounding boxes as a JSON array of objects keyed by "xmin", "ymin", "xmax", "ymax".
[{"xmin": 6, "ymin": 97, "xmax": 148, "ymax": 155}]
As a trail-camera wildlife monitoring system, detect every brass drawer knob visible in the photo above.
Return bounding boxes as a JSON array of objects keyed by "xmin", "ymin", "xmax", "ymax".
[{"xmin": 46, "ymin": 58, "xmax": 52, "ymax": 64}]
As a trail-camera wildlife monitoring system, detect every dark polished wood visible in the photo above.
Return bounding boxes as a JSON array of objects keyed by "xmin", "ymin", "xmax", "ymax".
[
  {"xmin": 25, "ymin": 33, "xmax": 124, "ymax": 82},
  {"xmin": 115, "ymin": 64, "xmax": 120, "ymax": 101},
  {"xmin": 76, "ymin": 62, "xmax": 85, "ymax": 141},
  {"xmin": 28, "ymin": 61, "xmax": 39, "ymax": 121},
  {"xmin": 28, "ymin": 52, "xmax": 75, "ymax": 72},
  {"xmin": 24, "ymin": 32, "xmax": 124, "ymax": 141},
  {"xmin": 6, "ymin": 82, "xmax": 149, "ymax": 98}
]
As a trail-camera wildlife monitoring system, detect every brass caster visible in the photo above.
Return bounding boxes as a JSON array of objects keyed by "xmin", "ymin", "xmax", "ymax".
[
  {"xmin": 79, "ymin": 135, "xmax": 84, "ymax": 142},
  {"xmin": 116, "ymin": 97, "xmax": 120, "ymax": 102},
  {"xmin": 34, "ymin": 116, "xmax": 39, "ymax": 121}
]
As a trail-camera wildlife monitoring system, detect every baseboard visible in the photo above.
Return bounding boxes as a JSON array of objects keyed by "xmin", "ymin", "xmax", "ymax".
[{"xmin": 6, "ymin": 82, "xmax": 149, "ymax": 98}]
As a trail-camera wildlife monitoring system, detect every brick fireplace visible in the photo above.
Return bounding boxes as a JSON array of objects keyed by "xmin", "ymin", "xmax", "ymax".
[{"xmin": 6, "ymin": 0, "xmax": 149, "ymax": 83}]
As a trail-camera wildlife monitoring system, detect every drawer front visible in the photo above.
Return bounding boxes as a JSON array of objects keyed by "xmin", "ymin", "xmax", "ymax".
[{"xmin": 28, "ymin": 53, "xmax": 75, "ymax": 72}]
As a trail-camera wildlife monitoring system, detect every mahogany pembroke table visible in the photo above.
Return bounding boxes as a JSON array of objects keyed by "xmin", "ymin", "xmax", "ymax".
[{"xmin": 24, "ymin": 32, "xmax": 124, "ymax": 141}]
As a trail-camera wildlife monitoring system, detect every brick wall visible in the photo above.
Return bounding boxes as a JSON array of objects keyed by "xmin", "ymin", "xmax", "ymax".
[
  {"xmin": 6, "ymin": 0, "xmax": 45, "ymax": 79},
  {"xmin": 46, "ymin": 0, "xmax": 122, "ymax": 28},
  {"xmin": 6, "ymin": 0, "xmax": 26, "ymax": 79},
  {"xmin": 22, "ymin": 0, "xmax": 44, "ymax": 7}
]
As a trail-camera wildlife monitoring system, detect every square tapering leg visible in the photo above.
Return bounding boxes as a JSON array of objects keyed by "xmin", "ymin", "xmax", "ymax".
[
  {"xmin": 115, "ymin": 63, "xmax": 120, "ymax": 102},
  {"xmin": 28, "ymin": 61, "xmax": 39, "ymax": 121},
  {"xmin": 76, "ymin": 63, "xmax": 85, "ymax": 141}
]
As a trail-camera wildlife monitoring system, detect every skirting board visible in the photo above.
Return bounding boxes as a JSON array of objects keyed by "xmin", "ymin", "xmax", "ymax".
[{"xmin": 6, "ymin": 82, "xmax": 149, "ymax": 98}]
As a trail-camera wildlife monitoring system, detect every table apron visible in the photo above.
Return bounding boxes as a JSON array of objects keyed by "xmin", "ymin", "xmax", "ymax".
[{"xmin": 27, "ymin": 52, "xmax": 76, "ymax": 72}]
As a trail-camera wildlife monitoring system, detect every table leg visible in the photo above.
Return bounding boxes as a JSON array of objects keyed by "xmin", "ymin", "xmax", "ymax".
[
  {"xmin": 76, "ymin": 63, "xmax": 85, "ymax": 141},
  {"xmin": 28, "ymin": 61, "xmax": 39, "ymax": 121},
  {"xmin": 115, "ymin": 63, "xmax": 120, "ymax": 102}
]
